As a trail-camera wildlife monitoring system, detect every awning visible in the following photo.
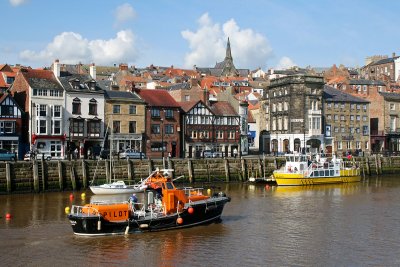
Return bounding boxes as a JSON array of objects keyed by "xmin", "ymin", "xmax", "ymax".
[{"xmin": 248, "ymin": 131, "xmax": 256, "ymax": 138}]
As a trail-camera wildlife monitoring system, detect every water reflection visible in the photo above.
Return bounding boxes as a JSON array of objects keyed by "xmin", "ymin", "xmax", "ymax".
[{"xmin": 1, "ymin": 177, "xmax": 400, "ymax": 266}]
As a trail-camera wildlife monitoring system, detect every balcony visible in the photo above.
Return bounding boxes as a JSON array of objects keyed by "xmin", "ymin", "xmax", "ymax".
[
  {"xmin": 308, "ymin": 109, "xmax": 321, "ymax": 115},
  {"xmin": 385, "ymin": 127, "xmax": 400, "ymax": 135}
]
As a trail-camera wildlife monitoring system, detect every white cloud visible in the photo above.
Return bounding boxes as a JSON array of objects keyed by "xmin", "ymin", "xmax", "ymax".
[
  {"xmin": 276, "ymin": 56, "xmax": 296, "ymax": 70},
  {"xmin": 181, "ymin": 13, "xmax": 273, "ymax": 69},
  {"xmin": 114, "ymin": 3, "xmax": 136, "ymax": 27},
  {"xmin": 9, "ymin": 0, "xmax": 29, "ymax": 6},
  {"xmin": 19, "ymin": 30, "xmax": 139, "ymax": 66}
]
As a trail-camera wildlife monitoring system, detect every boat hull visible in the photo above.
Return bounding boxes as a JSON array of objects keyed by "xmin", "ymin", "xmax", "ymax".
[
  {"xmin": 273, "ymin": 171, "xmax": 361, "ymax": 186},
  {"xmin": 89, "ymin": 185, "xmax": 143, "ymax": 195},
  {"xmin": 68, "ymin": 197, "xmax": 230, "ymax": 236}
]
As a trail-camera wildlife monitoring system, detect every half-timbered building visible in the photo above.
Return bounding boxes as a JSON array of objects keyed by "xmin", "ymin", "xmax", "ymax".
[
  {"xmin": 181, "ymin": 100, "xmax": 240, "ymax": 158},
  {"xmin": 0, "ymin": 93, "xmax": 24, "ymax": 159}
]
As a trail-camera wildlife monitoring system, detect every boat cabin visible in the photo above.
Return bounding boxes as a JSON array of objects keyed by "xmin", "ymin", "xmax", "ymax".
[{"xmin": 143, "ymin": 170, "xmax": 208, "ymax": 214}]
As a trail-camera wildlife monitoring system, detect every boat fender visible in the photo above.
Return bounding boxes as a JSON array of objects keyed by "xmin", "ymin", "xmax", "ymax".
[
  {"xmin": 177, "ymin": 217, "xmax": 183, "ymax": 224},
  {"xmin": 188, "ymin": 207, "xmax": 194, "ymax": 214},
  {"xmin": 97, "ymin": 220, "xmax": 101, "ymax": 231},
  {"xmin": 125, "ymin": 225, "xmax": 129, "ymax": 235}
]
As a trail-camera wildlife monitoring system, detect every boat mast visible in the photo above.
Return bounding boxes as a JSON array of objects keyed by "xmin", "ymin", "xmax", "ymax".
[{"xmin": 110, "ymin": 119, "xmax": 113, "ymax": 183}]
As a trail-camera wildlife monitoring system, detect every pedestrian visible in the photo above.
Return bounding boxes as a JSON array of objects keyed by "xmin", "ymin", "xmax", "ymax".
[
  {"xmin": 74, "ymin": 148, "xmax": 78, "ymax": 159},
  {"xmin": 233, "ymin": 148, "xmax": 238, "ymax": 158}
]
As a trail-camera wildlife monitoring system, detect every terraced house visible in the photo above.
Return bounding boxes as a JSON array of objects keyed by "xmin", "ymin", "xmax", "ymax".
[
  {"xmin": 10, "ymin": 67, "xmax": 66, "ymax": 159},
  {"xmin": 56, "ymin": 61, "xmax": 106, "ymax": 159},
  {"xmin": 323, "ymin": 85, "xmax": 370, "ymax": 156},
  {"xmin": 104, "ymin": 88, "xmax": 146, "ymax": 154}
]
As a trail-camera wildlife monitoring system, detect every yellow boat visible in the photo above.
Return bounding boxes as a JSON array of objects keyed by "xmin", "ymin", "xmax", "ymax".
[{"xmin": 273, "ymin": 153, "xmax": 361, "ymax": 186}]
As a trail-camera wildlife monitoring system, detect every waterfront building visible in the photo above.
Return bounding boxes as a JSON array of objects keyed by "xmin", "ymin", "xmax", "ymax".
[
  {"xmin": 104, "ymin": 88, "xmax": 146, "ymax": 154},
  {"xmin": 56, "ymin": 61, "xmax": 106, "ymax": 159},
  {"xmin": 262, "ymin": 74, "xmax": 324, "ymax": 155},
  {"xmin": 378, "ymin": 92, "xmax": 400, "ymax": 155},
  {"xmin": 10, "ymin": 67, "xmax": 66, "ymax": 159},
  {"xmin": 136, "ymin": 88, "xmax": 182, "ymax": 158},
  {"xmin": 180, "ymin": 100, "xmax": 240, "ymax": 158},
  {"xmin": 323, "ymin": 85, "xmax": 370, "ymax": 156},
  {"xmin": 0, "ymin": 93, "xmax": 24, "ymax": 159}
]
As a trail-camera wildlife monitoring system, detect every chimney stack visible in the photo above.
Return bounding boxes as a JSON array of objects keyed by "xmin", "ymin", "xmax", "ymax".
[
  {"xmin": 53, "ymin": 59, "xmax": 60, "ymax": 77},
  {"xmin": 90, "ymin": 63, "xmax": 96, "ymax": 80},
  {"xmin": 119, "ymin": 63, "xmax": 128, "ymax": 71},
  {"xmin": 393, "ymin": 52, "xmax": 396, "ymax": 58}
]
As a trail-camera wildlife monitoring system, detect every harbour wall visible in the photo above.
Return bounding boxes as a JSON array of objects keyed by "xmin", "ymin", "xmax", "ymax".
[{"xmin": 0, "ymin": 155, "xmax": 398, "ymax": 194}]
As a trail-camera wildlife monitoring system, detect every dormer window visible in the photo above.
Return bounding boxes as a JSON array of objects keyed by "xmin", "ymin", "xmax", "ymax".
[
  {"xmin": 88, "ymin": 80, "xmax": 96, "ymax": 90},
  {"xmin": 89, "ymin": 98, "xmax": 97, "ymax": 115},
  {"xmin": 72, "ymin": 98, "xmax": 81, "ymax": 115}
]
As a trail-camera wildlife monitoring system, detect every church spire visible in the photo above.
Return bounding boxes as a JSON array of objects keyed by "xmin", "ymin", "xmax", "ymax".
[
  {"xmin": 225, "ymin": 37, "xmax": 233, "ymax": 60},
  {"xmin": 220, "ymin": 37, "xmax": 238, "ymax": 77}
]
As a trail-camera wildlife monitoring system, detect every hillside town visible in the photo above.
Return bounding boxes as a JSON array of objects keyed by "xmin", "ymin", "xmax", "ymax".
[{"xmin": 1, "ymin": 38, "xmax": 400, "ymax": 160}]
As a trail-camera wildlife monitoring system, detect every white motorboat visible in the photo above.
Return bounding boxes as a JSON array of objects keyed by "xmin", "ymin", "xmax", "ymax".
[{"xmin": 89, "ymin": 180, "xmax": 145, "ymax": 195}]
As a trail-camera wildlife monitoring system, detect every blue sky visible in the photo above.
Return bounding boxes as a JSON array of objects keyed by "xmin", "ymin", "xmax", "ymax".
[{"xmin": 1, "ymin": 0, "xmax": 399, "ymax": 70}]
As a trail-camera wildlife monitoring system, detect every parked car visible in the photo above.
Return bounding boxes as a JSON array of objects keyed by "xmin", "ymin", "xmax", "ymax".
[
  {"xmin": 119, "ymin": 149, "xmax": 146, "ymax": 159},
  {"xmin": 24, "ymin": 150, "xmax": 52, "ymax": 161},
  {"xmin": 0, "ymin": 149, "xmax": 16, "ymax": 161},
  {"xmin": 202, "ymin": 150, "xmax": 223, "ymax": 158}
]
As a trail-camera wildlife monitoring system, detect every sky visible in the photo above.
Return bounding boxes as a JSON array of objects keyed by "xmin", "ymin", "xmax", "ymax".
[{"xmin": 1, "ymin": 0, "xmax": 400, "ymax": 71}]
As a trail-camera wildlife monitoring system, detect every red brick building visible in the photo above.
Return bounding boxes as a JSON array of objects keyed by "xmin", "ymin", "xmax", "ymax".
[{"xmin": 136, "ymin": 89, "xmax": 182, "ymax": 158}]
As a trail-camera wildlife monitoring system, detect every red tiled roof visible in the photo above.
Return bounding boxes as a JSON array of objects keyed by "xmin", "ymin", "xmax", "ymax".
[
  {"xmin": 164, "ymin": 67, "xmax": 198, "ymax": 78},
  {"xmin": 0, "ymin": 93, "xmax": 7, "ymax": 103},
  {"xmin": 136, "ymin": 89, "xmax": 181, "ymax": 108},
  {"xmin": 121, "ymin": 76, "xmax": 148, "ymax": 84},
  {"xmin": 0, "ymin": 75, "xmax": 6, "ymax": 88},
  {"xmin": 180, "ymin": 100, "xmax": 199, "ymax": 112},
  {"xmin": 209, "ymin": 101, "xmax": 237, "ymax": 116},
  {"xmin": 248, "ymin": 110, "xmax": 255, "ymax": 123},
  {"xmin": 20, "ymin": 68, "xmax": 56, "ymax": 80},
  {"xmin": 3, "ymin": 71, "xmax": 16, "ymax": 77}
]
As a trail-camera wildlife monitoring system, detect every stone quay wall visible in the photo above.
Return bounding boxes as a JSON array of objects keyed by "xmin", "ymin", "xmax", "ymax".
[{"xmin": 0, "ymin": 155, "xmax": 398, "ymax": 194}]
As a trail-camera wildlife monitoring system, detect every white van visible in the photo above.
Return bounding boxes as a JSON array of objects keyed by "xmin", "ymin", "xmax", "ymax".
[{"xmin": 32, "ymin": 140, "xmax": 63, "ymax": 160}]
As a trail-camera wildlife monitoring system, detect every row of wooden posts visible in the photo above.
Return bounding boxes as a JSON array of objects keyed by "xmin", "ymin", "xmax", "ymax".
[{"xmin": 0, "ymin": 155, "xmax": 393, "ymax": 194}]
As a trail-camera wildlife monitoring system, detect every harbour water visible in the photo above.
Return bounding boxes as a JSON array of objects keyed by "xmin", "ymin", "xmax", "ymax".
[{"xmin": 1, "ymin": 176, "xmax": 400, "ymax": 266}]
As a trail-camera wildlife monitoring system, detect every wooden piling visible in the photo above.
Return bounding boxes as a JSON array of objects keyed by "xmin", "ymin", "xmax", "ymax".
[
  {"xmin": 6, "ymin": 163, "xmax": 11, "ymax": 193},
  {"xmin": 58, "ymin": 161, "xmax": 63, "ymax": 191},
  {"xmin": 224, "ymin": 159, "xmax": 230, "ymax": 182},
  {"xmin": 106, "ymin": 160, "xmax": 110, "ymax": 181},
  {"xmin": 258, "ymin": 158, "xmax": 263, "ymax": 179},
  {"xmin": 148, "ymin": 159, "xmax": 154, "ymax": 175},
  {"xmin": 33, "ymin": 160, "xmax": 39, "ymax": 193},
  {"xmin": 167, "ymin": 158, "xmax": 174, "ymax": 179},
  {"xmin": 81, "ymin": 160, "xmax": 87, "ymax": 189},
  {"xmin": 187, "ymin": 159, "xmax": 194, "ymax": 183},
  {"xmin": 127, "ymin": 160, "xmax": 133, "ymax": 182},
  {"xmin": 206, "ymin": 160, "xmax": 211, "ymax": 182},
  {"xmin": 41, "ymin": 160, "xmax": 46, "ymax": 192},
  {"xmin": 70, "ymin": 165, "xmax": 77, "ymax": 191},
  {"xmin": 365, "ymin": 156, "xmax": 371, "ymax": 175},
  {"xmin": 241, "ymin": 158, "xmax": 246, "ymax": 181}
]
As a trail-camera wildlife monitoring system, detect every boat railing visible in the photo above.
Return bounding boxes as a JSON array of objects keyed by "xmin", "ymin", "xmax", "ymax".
[
  {"xmin": 70, "ymin": 205, "xmax": 101, "ymax": 218},
  {"xmin": 182, "ymin": 187, "xmax": 204, "ymax": 196}
]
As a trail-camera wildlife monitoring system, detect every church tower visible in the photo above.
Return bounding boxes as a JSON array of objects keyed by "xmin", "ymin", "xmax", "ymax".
[{"xmin": 220, "ymin": 38, "xmax": 239, "ymax": 77}]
